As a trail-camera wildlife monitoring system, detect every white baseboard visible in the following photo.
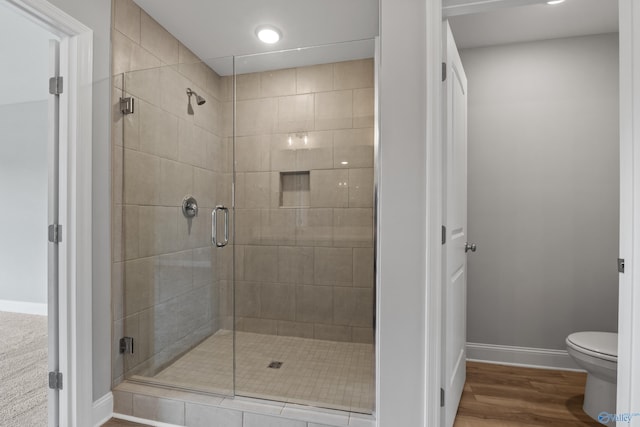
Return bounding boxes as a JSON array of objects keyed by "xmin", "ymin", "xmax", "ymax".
[
  {"xmin": 0, "ymin": 299, "xmax": 47, "ymax": 316},
  {"xmin": 113, "ymin": 414, "xmax": 182, "ymax": 427},
  {"xmin": 93, "ymin": 392, "xmax": 113, "ymax": 427},
  {"xmin": 466, "ymin": 342, "xmax": 584, "ymax": 371}
]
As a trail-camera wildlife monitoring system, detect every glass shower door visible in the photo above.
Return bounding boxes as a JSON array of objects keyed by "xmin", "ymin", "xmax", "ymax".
[
  {"xmin": 232, "ymin": 42, "xmax": 376, "ymax": 413},
  {"xmin": 115, "ymin": 57, "xmax": 235, "ymax": 395}
]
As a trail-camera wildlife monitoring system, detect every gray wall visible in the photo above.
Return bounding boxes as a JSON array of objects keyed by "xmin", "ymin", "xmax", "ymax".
[
  {"xmin": 462, "ymin": 33, "xmax": 619, "ymax": 350},
  {"xmin": 47, "ymin": 0, "xmax": 112, "ymax": 401},
  {"xmin": 0, "ymin": 8, "xmax": 53, "ymax": 307},
  {"xmin": 0, "ymin": 102, "xmax": 48, "ymax": 305},
  {"xmin": 0, "ymin": 9, "xmax": 56, "ymax": 105}
]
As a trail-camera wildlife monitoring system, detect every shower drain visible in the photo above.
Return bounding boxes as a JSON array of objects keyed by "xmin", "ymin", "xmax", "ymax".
[{"xmin": 268, "ymin": 361, "xmax": 283, "ymax": 369}]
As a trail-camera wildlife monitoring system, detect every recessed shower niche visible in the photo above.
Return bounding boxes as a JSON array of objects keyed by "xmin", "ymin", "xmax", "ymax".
[{"xmin": 280, "ymin": 171, "xmax": 310, "ymax": 208}]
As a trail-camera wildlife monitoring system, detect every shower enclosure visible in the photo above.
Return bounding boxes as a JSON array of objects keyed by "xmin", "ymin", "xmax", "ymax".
[{"xmin": 113, "ymin": 41, "xmax": 376, "ymax": 413}]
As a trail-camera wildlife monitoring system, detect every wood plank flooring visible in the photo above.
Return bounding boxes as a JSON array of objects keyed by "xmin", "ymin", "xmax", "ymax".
[{"xmin": 454, "ymin": 361, "xmax": 601, "ymax": 426}]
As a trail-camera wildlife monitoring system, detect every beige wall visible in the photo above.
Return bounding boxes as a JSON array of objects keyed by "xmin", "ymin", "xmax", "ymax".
[
  {"xmin": 111, "ymin": 0, "xmax": 231, "ymax": 385},
  {"xmin": 232, "ymin": 60, "xmax": 375, "ymax": 343}
]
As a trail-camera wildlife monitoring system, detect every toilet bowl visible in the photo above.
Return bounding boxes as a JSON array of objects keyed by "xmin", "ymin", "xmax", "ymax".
[{"xmin": 566, "ymin": 332, "xmax": 617, "ymax": 424}]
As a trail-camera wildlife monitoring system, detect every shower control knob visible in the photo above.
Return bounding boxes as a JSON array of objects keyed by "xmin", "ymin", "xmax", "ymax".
[
  {"xmin": 182, "ymin": 195, "xmax": 198, "ymax": 218},
  {"xmin": 465, "ymin": 242, "xmax": 477, "ymax": 253}
]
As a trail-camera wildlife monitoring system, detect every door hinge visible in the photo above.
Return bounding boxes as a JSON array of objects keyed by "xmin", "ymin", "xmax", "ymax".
[
  {"xmin": 618, "ymin": 258, "xmax": 625, "ymax": 273},
  {"xmin": 48, "ymin": 224, "xmax": 62, "ymax": 244},
  {"xmin": 49, "ymin": 76, "xmax": 63, "ymax": 95},
  {"xmin": 442, "ymin": 62, "xmax": 447, "ymax": 82},
  {"xmin": 442, "ymin": 225, "xmax": 446, "ymax": 245},
  {"xmin": 120, "ymin": 336, "xmax": 134, "ymax": 354},
  {"xmin": 48, "ymin": 371, "xmax": 63, "ymax": 390},
  {"xmin": 120, "ymin": 96, "xmax": 135, "ymax": 115},
  {"xmin": 440, "ymin": 387, "xmax": 445, "ymax": 407}
]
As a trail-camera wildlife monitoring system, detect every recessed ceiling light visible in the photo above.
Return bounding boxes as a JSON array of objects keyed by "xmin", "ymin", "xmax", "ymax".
[
  {"xmin": 256, "ymin": 25, "xmax": 282, "ymax": 44},
  {"xmin": 547, "ymin": 0, "xmax": 565, "ymax": 4}
]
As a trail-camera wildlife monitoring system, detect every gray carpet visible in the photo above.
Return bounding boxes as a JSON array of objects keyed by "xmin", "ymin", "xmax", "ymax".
[{"xmin": 0, "ymin": 311, "xmax": 48, "ymax": 427}]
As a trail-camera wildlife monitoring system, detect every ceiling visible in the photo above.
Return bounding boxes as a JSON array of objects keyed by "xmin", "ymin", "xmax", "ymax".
[
  {"xmin": 449, "ymin": 0, "xmax": 618, "ymax": 50},
  {"xmin": 133, "ymin": 0, "xmax": 617, "ymax": 74},
  {"xmin": 133, "ymin": 0, "xmax": 379, "ymax": 75}
]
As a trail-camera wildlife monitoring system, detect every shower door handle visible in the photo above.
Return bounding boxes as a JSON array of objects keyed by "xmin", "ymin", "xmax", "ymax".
[
  {"xmin": 212, "ymin": 205, "xmax": 229, "ymax": 248},
  {"xmin": 221, "ymin": 206, "xmax": 229, "ymax": 247}
]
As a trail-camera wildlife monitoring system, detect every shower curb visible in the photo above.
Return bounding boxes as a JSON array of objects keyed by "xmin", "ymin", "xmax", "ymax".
[{"xmin": 112, "ymin": 381, "xmax": 375, "ymax": 427}]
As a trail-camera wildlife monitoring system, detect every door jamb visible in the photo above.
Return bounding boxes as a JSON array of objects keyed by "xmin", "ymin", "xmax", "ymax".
[
  {"xmin": 617, "ymin": 0, "xmax": 640, "ymax": 419},
  {"xmin": 425, "ymin": 0, "xmax": 444, "ymax": 426},
  {"xmin": 3, "ymin": 1, "xmax": 94, "ymax": 426},
  {"xmin": 427, "ymin": 0, "xmax": 639, "ymax": 424}
]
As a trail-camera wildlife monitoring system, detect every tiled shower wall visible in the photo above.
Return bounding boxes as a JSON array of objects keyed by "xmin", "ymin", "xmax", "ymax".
[
  {"xmin": 111, "ymin": 0, "xmax": 232, "ymax": 385},
  {"xmin": 230, "ymin": 60, "xmax": 375, "ymax": 343}
]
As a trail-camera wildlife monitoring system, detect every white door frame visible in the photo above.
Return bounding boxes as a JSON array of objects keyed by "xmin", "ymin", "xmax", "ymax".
[
  {"xmin": 616, "ymin": 0, "xmax": 640, "ymax": 420},
  {"xmin": 425, "ymin": 1, "xmax": 444, "ymax": 426},
  {"xmin": 3, "ymin": 1, "xmax": 94, "ymax": 426},
  {"xmin": 425, "ymin": 0, "xmax": 640, "ymax": 425}
]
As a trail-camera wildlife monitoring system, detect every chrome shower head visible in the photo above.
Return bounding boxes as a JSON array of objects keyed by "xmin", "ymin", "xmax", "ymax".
[
  {"xmin": 186, "ymin": 88, "xmax": 206, "ymax": 115},
  {"xmin": 186, "ymin": 88, "xmax": 206, "ymax": 104}
]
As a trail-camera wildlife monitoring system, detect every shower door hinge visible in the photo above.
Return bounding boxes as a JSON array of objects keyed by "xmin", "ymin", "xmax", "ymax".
[
  {"xmin": 48, "ymin": 371, "xmax": 63, "ymax": 390},
  {"xmin": 440, "ymin": 388, "xmax": 445, "ymax": 407},
  {"xmin": 48, "ymin": 224, "xmax": 62, "ymax": 244},
  {"xmin": 442, "ymin": 62, "xmax": 447, "ymax": 82},
  {"xmin": 618, "ymin": 258, "xmax": 625, "ymax": 273},
  {"xmin": 120, "ymin": 96, "xmax": 135, "ymax": 115},
  {"xmin": 442, "ymin": 225, "xmax": 446, "ymax": 245},
  {"xmin": 120, "ymin": 336, "xmax": 134, "ymax": 354},
  {"xmin": 49, "ymin": 76, "xmax": 63, "ymax": 95}
]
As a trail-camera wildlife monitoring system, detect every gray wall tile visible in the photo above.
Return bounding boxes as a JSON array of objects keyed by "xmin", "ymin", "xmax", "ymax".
[
  {"xmin": 243, "ymin": 413, "xmax": 306, "ymax": 427},
  {"xmin": 186, "ymin": 403, "xmax": 242, "ymax": 427},
  {"xmin": 133, "ymin": 394, "xmax": 185, "ymax": 424}
]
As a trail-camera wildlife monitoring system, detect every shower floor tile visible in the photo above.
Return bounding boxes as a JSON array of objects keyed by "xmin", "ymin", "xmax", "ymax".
[{"xmin": 151, "ymin": 330, "xmax": 375, "ymax": 413}]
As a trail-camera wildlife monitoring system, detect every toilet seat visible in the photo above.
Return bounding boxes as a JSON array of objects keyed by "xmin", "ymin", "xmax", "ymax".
[{"xmin": 566, "ymin": 332, "xmax": 617, "ymax": 363}]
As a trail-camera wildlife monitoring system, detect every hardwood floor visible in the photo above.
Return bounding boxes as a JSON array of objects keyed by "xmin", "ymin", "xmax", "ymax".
[{"xmin": 454, "ymin": 362, "xmax": 601, "ymax": 426}]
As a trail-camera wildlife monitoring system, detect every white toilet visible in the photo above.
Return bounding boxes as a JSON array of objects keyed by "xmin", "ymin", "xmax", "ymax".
[{"xmin": 566, "ymin": 332, "xmax": 617, "ymax": 423}]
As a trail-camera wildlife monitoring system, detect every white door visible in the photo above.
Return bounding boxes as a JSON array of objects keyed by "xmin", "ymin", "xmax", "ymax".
[
  {"xmin": 47, "ymin": 39, "xmax": 61, "ymax": 427},
  {"xmin": 442, "ymin": 20, "xmax": 469, "ymax": 427}
]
